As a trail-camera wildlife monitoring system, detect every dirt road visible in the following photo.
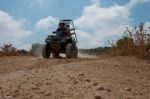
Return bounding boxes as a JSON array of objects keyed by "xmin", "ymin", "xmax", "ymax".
[{"xmin": 0, "ymin": 56, "xmax": 150, "ymax": 99}]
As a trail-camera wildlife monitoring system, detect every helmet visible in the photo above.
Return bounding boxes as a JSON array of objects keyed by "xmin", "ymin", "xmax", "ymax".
[{"xmin": 59, "ymin": 21, "xmax": 65, "ymax": 27}]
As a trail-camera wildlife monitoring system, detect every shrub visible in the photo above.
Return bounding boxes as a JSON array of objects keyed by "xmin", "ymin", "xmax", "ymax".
[
  {"xmin": 111, "ymin": 23, "xmax": 150, "ymax": 59},
  {"xmin": 0, "ymin": 44, "xmax": 30, "ymax": 56},
  {"xmin": 1, "ymin": 44, "xmax": 17, "ymax": 55},
  {"xmin": 17, "ymin": 49, "xmax": 28, "ymax": 55}
]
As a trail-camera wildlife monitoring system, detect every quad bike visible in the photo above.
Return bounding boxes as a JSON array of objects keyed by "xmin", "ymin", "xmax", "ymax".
[{"xmin": 42, "ymin": 19, "xmax": 78, "ymax": 59}]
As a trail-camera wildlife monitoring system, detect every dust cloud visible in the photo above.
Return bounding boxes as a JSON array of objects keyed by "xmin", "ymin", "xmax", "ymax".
[
  {"xmin": 31, "ymin": 44, "xmax": 43, "ymax": 57},
  {"xmin": 31, "ymin": 44, "xmax": 97, "ymax": 59},
  {"xmin": 78, "ymin": 52, "xmax": 97, "ymax": 58}
]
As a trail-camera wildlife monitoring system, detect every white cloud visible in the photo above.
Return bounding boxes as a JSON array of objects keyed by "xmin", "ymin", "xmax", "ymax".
[
  {"xmin": 74, "ymin": 1, "xmax": 130, "ymax": 48},
  {"xmin": 0, "ymin": 10, "xmax": 33, "ymax": 50},
  {"xmin": 127, "ymin": 0, "xmax": 150, "ymax": 8},
  {"xmin": 36, "ymin": 16, "xmax": 58, "ymax": 30},
  {"xmin": 145, "ymin": 22, "xmax": 150, "ymax": 33},
  {"xmin": 35, "ymin": 0, "xmax": 150, "ymax": 48},
  {"xmin": 74, "ymin": 0, "xmax": 150, "ymax": 48}
]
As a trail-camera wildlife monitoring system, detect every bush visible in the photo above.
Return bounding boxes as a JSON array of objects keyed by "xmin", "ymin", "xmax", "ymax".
[
  {"xmin": 79, "ymin": 47, "xmax": 111, "ymax": 55},
  {"xmin": 0, "ymin": 44, "xmax": 30, "ymax": 57},
  {"xmin": 17, "ymin": 49, "xmax": 28, "ymax": 55},
  {"xmin": 111, "ymin": 23, "xmax": 150, "ymax": 59},
  {"xmin": 1, "ymin": 44, "xmax": 17, "ymax": 56}
]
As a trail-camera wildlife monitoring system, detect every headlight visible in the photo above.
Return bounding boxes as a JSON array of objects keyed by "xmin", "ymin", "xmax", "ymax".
[{"xmin": 45, "ymin": 38, "xmax": 51, "ymax": 43}]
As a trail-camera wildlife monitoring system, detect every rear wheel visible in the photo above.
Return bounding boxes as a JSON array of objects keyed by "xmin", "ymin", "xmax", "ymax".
[
  {"xmin": 66, "ymin": 43, "xmax": 73, "ymax": 59},
  {"xmin": 42, "ymin": 44, "xmax": 50, "ymax": 58}
]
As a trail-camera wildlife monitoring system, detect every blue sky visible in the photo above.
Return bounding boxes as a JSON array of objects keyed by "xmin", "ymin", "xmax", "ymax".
[
  {"xmin": 0, "ymin": 0, "xmax": 90, "ymax": 23},
  {"xmin": 0, "ymin": 0, "xmax": 150, "ymax": 50}
]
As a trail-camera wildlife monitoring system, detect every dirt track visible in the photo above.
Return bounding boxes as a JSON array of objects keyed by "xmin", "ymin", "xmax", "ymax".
[{"xmin": 0, "ymin": 56, "xmax": 150, "ymax": 99}]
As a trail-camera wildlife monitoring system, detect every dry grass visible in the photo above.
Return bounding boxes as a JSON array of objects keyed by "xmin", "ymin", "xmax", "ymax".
[
  {"xmin": 0, "ymin": 44, "xmax": 30, "ymax": 57},
  {"xmin": 111, "ymin": 23, "xmax": 150, "ymax": 59}
]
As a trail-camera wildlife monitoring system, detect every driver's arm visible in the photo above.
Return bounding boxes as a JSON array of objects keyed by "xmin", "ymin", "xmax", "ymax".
[{"xmin": 64, "ymin": 29, "xmax": 71, "ymax": 37}]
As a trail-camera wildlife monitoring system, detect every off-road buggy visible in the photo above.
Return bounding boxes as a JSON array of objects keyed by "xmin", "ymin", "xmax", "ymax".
[{"xmin": 42, "ymin": 19, "xmax": 78, "ymax": 59}]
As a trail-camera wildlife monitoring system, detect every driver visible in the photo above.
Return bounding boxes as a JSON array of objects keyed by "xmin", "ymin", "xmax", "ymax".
[{"xmin": 56, "ymin": 22, "xmax": 71, "ymax": 37}]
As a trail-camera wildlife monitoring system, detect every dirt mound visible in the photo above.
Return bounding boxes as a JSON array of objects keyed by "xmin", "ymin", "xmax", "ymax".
[{"xmin": 0, "ymin": 56, "xmax": 149, "ymax": 99}]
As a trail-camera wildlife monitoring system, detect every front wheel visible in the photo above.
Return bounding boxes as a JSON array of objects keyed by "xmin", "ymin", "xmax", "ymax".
[
  {"xmin": 73, "ymin": 46, "xmax": 78, "ymax": 58},
  {"xmin": 66, "ymin": 43, "xmax": 73, "ymax": 59},
  {"xmin": 42, "ymin": 44, "xmax": 50, "ymax": 58}
]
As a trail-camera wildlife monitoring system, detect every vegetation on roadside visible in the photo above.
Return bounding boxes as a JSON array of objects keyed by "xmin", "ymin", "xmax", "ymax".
[
  {"xmin": 80, "ymin": 23, "xmax": 150, "ymax": 60},
  {"xmin": 0, "ymin": 44, "xmax": 30, "ymax": 57},
  {"xmin": 79, "ymin": 47, "xmax": 111, "ymax": 55},
  {"xmin": 111, "ymin": 23, "xmax": 150, "ymax": 59}
]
